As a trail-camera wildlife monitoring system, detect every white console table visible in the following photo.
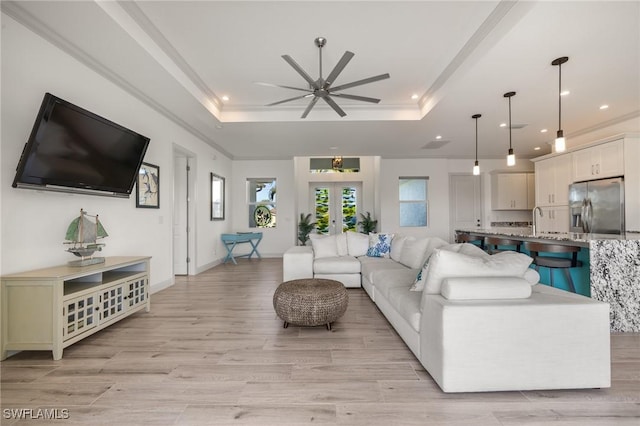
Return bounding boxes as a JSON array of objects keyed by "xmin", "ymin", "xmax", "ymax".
[{"xmin": 1, "ymin": 256, "xmax": 150, "ymax": 360}]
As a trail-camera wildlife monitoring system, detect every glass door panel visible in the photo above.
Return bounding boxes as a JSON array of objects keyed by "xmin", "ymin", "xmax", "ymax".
[{"xmin": 311, "ymin": 183, "xmax": 361, "ymax": 235}]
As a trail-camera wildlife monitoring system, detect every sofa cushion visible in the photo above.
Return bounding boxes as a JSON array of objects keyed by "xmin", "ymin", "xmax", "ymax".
[
  {"xmin": 390, "ymin": 235, "xmax": 407, "ymax": 262},
  {"xmin": 386, "ymin": 285, "xmax": 422, "ymax": 332},
  {"xmin": 309, "ymin": 234, "xmax": 338, "ymax": 259},
  {"xmin": 360, "ymin": 257, "xmax": 407, "ymax": 284},
  {"xmin": 346, "ymin": 231, "xmax": 369, "ymax": 257},
  {"xmin": 399, "ymin": 237, "xmax": 449, "ymax": 270},
  {"xmin": 314, "ymin": 256, "xmax": 361, "ymax": 274},
  {"xmin": 398, "ymin": 237, "xmax": 430, "ymax": 269},
  {"xmin": 367, "ymin": 233, "xmax": 394, "ymax": 258},
  {"xmin": 410, "ymin": 242, "xmax": 481, "ymax": 292},
  {"xmin": 441, "ymin": 277, "xmax": 533, "ymax": 300},
  {"xmin": 373, "ymin": 268, "xmax": 420, "ymax": 300},
  {"xmin": 423, "ymin": 249, "xmax": 534, "ymax": 295},
  {"xmin": 523, "ymin": 268, "xmax": 540, "ymax": 285},
  {"xmin": 336, "ymin": 233, "xmax": 348, "ymax": 256}
]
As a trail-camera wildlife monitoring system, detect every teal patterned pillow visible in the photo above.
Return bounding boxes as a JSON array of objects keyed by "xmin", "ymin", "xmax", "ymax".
[
  {"xmin": 411, "ymin": 254, "xmax": 433, "ymax": 291},
  {"xmin": 366, "ymin": 233, "xmax": 394, "ymax": 258}
]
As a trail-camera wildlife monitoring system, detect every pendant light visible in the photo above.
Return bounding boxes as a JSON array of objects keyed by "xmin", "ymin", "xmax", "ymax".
[
  {"xmin": 552, "ymin": 56, "xmax": 569, "ymax": 152},
  {"xmin": 504, "ymin": 91, "xmax": 516, "ymax": 166},
  {"xmin": 472, "ymin": 114, "xmax": 481, "ymax": 175}
]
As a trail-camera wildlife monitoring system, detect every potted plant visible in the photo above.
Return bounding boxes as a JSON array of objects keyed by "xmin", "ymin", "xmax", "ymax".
[
  {"xmin": 297, "ymin": 213, "xmax": 316, "ymax": 246},
  {"xmin": 358, "ymin": 211, "xmax": 378, "ymax": 234}
]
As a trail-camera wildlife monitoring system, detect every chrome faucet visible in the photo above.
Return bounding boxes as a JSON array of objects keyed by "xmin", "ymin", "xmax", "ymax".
[{"xmin": 532, "ymin": 206, "xmax": 543, "ymax": 235}]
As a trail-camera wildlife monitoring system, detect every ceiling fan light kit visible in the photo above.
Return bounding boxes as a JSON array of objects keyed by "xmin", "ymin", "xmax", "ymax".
[
  {"xmin": 552, "ymin": 56, "xmax": 569, "ymax": 153},
  {"xmin": 262, "ymin": 37, "xmax": 390, "ymax": 118}
]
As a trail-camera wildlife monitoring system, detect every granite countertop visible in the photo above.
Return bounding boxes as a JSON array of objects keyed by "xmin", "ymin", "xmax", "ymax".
[{"xmin": 456, "ymin": 227, "xmax": 640, "ymax": 247}]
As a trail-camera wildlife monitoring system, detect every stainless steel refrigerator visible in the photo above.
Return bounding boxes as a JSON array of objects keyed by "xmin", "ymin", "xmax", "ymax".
[{"xmin": 569, "ymin": 177, "xmax": 625, "ymax": 234}]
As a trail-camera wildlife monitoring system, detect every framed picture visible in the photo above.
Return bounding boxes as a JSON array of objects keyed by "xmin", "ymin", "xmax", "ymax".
[
  {"xmin": 136, "ymin": 162, "xmax": 160, "ymax": 208},
  {"xmin": 211, "ymin": 173, "xmax": 225, "ymax": 220}
]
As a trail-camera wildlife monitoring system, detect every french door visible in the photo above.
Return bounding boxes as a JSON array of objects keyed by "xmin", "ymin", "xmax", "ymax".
[{"xmin": 310, "ymin": 182, "xmax": 362, "ymax": 235}]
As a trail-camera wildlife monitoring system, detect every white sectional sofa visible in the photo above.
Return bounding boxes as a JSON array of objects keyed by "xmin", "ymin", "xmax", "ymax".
[{"xmin": 282, "ymin": 232, "xmax": 611, "ymax": 393}]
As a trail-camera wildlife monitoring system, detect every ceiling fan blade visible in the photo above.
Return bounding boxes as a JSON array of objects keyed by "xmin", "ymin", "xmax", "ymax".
[
  {"xmin": 282, "ymin": 55, "xmax": 320, "ymax": 89},
  {"xmin": 301, "ymin": 96, "xmax": 320, "ymax": 119},
  {"xmin": 329, "ymin": 73, "xmax": 390, "ymax": 92},
  {"xmin": 266, "ymin": 93, "xmax": 313, "ymax": 106},
  {"xmin": 322, "ymin": 96, "xmax": 346, "ymax": 117},
  {"xmin": 331, "ymin": 93, "xmax": 381, "ymax": 103},
  {"xmin": 255, "ymin": 82, "xmax": 312, "ymax": 93},
  {"xmin": 323, "ymin": 51, "xmax": 355, "ymax": 89}
]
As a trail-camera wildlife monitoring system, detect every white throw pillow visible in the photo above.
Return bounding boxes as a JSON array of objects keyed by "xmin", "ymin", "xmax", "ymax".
[
  {"xmin": 410, "ymin": 242, "xmax": 468, "ymax": 292},
  {"xmin": 441, "ymin": 277, "xmax": 532, "ymax": 300},
  {"xmin": 390, "ymin": 235, "xmax": 407, "ymax": 262},
  {"xmin": 346, "ymin": 231, "xmax": 369, "ymax": 257},
  {"xmin": 458, "ymin": 242, "xmax": 490, "ymax": 258},
  {"xmin": 423, "ymin": 249, "xmax": 534, "ymax": 294},
  {"xmin": 399, "ymin": 237, "xmax": 431, "ymax": 269},
  {"xmin": 309, "ymin": 234, "xmax": 338, "ymax": 259},
  {"xmin": 366, "ymin": 233, "xmax": 394, "ymax": 258},
  {"xmin": 523, "ymin": 268, "xmax": 540, "ymax": 285},
  {"xmin": 336, "ymin": 233, "xmax": 348, "ymax": 257}
]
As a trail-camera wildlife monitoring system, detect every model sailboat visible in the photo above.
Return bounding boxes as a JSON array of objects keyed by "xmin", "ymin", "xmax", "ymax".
[{"xmin": 64, "ymin": 209, "xmax": 108, "ymax": 266}]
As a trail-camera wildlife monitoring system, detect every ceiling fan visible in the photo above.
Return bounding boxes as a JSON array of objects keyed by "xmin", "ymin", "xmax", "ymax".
[{"xmin": 257, "ymin": 37, "xmax": 390, "ymax": 118}]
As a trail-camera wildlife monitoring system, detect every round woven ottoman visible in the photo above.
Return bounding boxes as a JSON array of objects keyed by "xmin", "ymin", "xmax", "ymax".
[{"xmin": 273, "ymin": 279, "xmax": 348, "ymax": 330}]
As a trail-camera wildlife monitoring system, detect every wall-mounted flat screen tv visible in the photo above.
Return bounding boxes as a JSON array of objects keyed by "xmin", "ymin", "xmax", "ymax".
[{"xmin": 12, "ymin": 93, "xmax": 150, "ymax": 198}]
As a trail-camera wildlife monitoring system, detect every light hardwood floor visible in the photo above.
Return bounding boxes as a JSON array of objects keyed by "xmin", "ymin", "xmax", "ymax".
[{"xmin": 1, "ymin": 258, "xmax": 639, "ymax": 425}]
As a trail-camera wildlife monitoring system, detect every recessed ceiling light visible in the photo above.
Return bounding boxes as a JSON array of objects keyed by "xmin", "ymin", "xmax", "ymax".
[
  {"xmin": 560, "ymin": 90, "xmax": 570, "ymax": 96},
  {"xmin": 221, "ymin": 95, "xmax": 230, "ymax": 101},
  {"xmin": 534, "ymin": 146, "xmax": 541, "ymax": 150},
  {"xmin": 599, "ymin": 104, "xmax": 609, "ymax": 110},
  {"xmin": 540, "ymin": 129, "xmax": 548, "ymax": 133},
  {"xmin": 411, "ymin": 94, "xmax": 419, "ymax": 100},
  {"xmin": 435, "ymin": 135, "xmax": 442, "ymax": 140},
  {"xmin": 499, "ymin": 123, "xmax": 507, "ymax": 128}
]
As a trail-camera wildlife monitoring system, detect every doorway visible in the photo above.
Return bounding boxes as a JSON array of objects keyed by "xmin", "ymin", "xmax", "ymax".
[
  {"xmin": 173, "ymin": 150, "xmax": 195, "ymax": 275},
  {"xmin": 449, "ymin": 174, "xmax": 482, "ymax": 241},
  {"xmin": 310, "ymin": 182, "xmax": 362, "ymax": 235}
]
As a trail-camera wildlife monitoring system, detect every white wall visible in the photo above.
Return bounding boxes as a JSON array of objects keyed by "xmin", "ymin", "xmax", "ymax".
[
  {"xmin": 231, "ymin": 159, "xmax": 295, "ymax": 256},
  {"xmin": 380, "ymin": 158, "xmax": 534, "ymax": 242},
  {"xmin": 0, "ymin": 15, "xmax": 230, "ymax": 289}
]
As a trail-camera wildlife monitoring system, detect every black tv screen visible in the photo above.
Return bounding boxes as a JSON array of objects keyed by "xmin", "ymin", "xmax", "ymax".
[{"xmin": 12, "ymin": 93, "xmax": 150, "ymax": 197}]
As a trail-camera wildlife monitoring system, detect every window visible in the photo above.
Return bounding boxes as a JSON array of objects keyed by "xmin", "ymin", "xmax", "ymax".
[
  {"xmin": 247, "ymin": 178, "xmax": 276, "ymax": 228},
  {"xmin": 399, "ymin": 177, "xmax": 428, "ymax": 227}
]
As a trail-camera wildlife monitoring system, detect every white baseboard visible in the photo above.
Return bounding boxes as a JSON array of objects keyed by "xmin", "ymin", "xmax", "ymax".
[{"xmin": 150, "ymin": 277, "xmax": 174, "ymax": 295}]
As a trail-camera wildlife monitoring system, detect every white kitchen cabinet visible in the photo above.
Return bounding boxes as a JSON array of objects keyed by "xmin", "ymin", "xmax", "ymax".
[
  {"xmin": 535, "ymin": 155, "xmax": 571, "ymax": 207},
  {"xmin": 1, "ymin": 256, "xmax": 150, "ymax": 360},
  {"xmin": 491, "ymin": 172, "xmax": 534, "ymax": 210},
  {"xmin": 572, "ymin": 139, "xmax": 624, "ymax": 182},
  {"xmin": 538, "ymin": 206, "xmax": 569, "ymax": 233}
]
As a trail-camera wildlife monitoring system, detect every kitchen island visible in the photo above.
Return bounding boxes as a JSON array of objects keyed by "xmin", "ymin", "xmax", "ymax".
[{"xmin": 455, "ymin": 228, "xmax": 640, "ymax": 332}]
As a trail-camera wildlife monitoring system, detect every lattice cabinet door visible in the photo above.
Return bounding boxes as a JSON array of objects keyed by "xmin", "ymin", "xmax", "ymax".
[
  {"xmin": 126, "ymin": 276, "xmax": 148, "ymax": 309},
  {"xmin": 62, "ymin": 293, "xmax": 98, "ymax": 341},
  {"xmin": 98, "ymin": 283, "xmax": 126, "ymax": 323}
]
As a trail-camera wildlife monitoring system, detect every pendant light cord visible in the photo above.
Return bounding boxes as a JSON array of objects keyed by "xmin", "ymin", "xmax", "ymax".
[
  {"xmin": 508, "ymin": 96, "xmax": 512, "ymax": 150},
  {"xmin": 475, "ymin": 117, "xmax": 478, "ymax": 161},
  {"xmin": 558, "ymin": 62, "xmax": 562, "ymax": 131}
]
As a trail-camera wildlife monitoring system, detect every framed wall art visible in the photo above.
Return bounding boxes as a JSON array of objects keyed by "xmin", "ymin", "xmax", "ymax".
[{"xmin": 136, "ymin": 162, "xmax": 160, "ymax": 208}]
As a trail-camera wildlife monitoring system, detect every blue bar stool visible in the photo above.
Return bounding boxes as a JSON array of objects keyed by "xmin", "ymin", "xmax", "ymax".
[
  {"xmin": 484, "ymin": 236, "xmax": 522, "ymax": 254},
  {"xmin": 524, "ymin": 242, "xmax": 582, "ymax": 293}
]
